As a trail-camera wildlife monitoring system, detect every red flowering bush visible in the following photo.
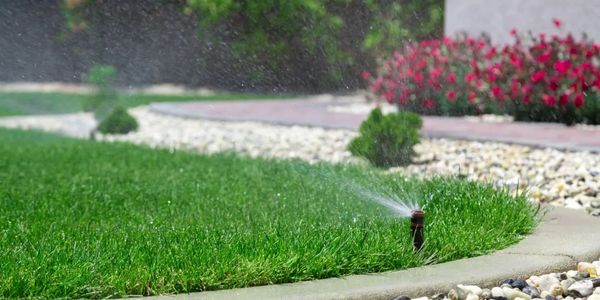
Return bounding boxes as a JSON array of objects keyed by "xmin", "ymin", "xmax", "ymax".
[
  {"xmin": 362, "ymin": 34, "xmax": 494, "ymax": 116},
  {"xmin": 365, "ymin": 20, "xmax": 600, "ymax": 125}
]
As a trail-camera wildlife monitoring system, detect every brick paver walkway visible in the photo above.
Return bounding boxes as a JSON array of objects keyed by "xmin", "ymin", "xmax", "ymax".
[{"xmin": 150, "ymin": 99, "xmax": 600, "ymax": 152}]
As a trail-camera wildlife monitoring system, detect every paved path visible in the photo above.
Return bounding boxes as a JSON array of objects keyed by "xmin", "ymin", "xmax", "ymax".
[{"xmin": 150, "ymin": 99, "xmax": 600, "ymax": 152}]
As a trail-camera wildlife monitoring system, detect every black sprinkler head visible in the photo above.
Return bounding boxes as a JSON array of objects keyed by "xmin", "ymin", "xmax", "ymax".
[{"xmin": 410, "ymin": 209, "xmax": 425, "ymax": 251}]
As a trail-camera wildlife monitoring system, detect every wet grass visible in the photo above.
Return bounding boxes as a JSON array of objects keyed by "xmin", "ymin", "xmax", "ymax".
[
  {"xmin": 0, "ymin": 128, "xmax": 538, "ymax": 298},
  {"xmin": 0, "ymin": 91, "xmax": 288, "ymax": 117}
]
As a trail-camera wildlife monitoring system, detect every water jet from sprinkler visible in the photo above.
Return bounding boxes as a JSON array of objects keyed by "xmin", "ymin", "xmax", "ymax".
[{"xmin": 410, "ymin": 209, "xmax": 425, "ymax": 251}]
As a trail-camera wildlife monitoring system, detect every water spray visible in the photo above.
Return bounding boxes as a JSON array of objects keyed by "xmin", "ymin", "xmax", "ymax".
[{"xmin": 410, "ymin": 209, "xmax": 425, "ymax": 251}]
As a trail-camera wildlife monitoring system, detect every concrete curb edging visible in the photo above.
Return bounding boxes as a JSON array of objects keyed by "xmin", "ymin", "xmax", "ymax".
[{"xmin": 145, "ymin": 207, "xmax": 600, "ymax": 300}]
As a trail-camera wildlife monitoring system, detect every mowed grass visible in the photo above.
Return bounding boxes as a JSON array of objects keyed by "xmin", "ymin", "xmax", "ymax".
[
  {"xmin": 0, "ymin": 128, "xmax": 538, "ymax": 299},
  {"xmin": 0, "ymin": 91, "xmax": 287, "ymax": 117}
]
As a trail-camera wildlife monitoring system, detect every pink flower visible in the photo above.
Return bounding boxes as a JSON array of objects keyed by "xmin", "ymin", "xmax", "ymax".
[
  {"xmin": 422, "ymin": 98, "xmax": 435, "ymax": 109},
  {"xmin": 414, "ymin": 72, "xmax": 424, "ymax": 84},
  {"xmin": 371, "ymin": 78, "xmax": 383, "ymax": 92},
  {"xmin": 485, "ymin": 47, "xmax": 496, "ymax": 60},
  {"xmin": 542, "ymin": 94, "xmax": 556, "ymax": 106},
  {"xmin": 553, "ymin": 60, "xmax": 571, "ymax": 74},
  {"xmin": 491, "ymin": 86, "xmax": 505, "ymax": 101},
  {"xmin": 395, "ymin": 57, "xmax": 405, "ymax": 67},
  {"xmin": 446, "ymin": 90, "xmax": 458, "ymax": 101},
  {"xmin": 446, "ymin": 72, "xmax": 457, "ymax": 84},
  {"xmin": 552, "ymin": 18, "xmax": 562, "ymax": 28},
  {"xmin": 429, "ymin": 67, "xmax": 442, "ymax": 80},
  {"xmin": 467, "ymin": 91, "xmax": 477, "ymax": 102},
  {"xmin": 384, "ymin": 90, "xmax": 394, "ymax": 103},
  {"xmin": 465, "ymin": 72, "xmax": 477, "ymax": 83},
  {"xmin": 536, "ymin": 51, "xmax": 552, "ymax": 63},
  {"xmin": 531, "ymin": 70, "xmax": 546, "ymax": 83},
  {"xmin": 510, "ymin": 28, "xmax": 517, "ymax": 36}
]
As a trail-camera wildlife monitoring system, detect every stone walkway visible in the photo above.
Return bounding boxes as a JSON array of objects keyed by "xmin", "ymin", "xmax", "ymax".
[{"xmin": 150, "ymin": 98, "xmax": 600, "ymax": 152}]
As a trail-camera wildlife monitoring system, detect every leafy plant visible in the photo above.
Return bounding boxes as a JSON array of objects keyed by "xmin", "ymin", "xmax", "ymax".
[
  {"xmin": 83, "ymin": 65, "xmax": 118, "ymax": 120},
  {"xmin": 348, "ymin": 108, "xmax": 422, "ymax": 168},
  {"xmin": 185, "ymin": 0, "xmax": 444, "ymax": 91},
  {"xmin": 97, "ymin": 106, "xmax": 138, "ymax": 134}
]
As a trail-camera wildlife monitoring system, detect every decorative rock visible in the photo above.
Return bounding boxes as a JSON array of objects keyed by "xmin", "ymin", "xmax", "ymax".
[
  {"xmin": 567, "ymin": 280, "xmax": 593, "ymax": 297},
  {"xmin": 492, "ymin": 287, "xmax": 507, "ymax": 298},
  {"xmin": 589, "ymin": 295, "xmax": 600, "ymax": 300},
  {"xmin": 502, "ymin": 287, "xmax": 531, "ymax": 300},
  {"xmin": 595, "ymin": 287, "xmax": 600, "ymax": 294},
  {"xmin": 560, "ymin": 279, "xmax": 576, "ymax": 291},
  {"xmin": 491, "ymin": 297, "xmax": 508, "ymax": 300},
  {"xmin": 577, "ymin": 262, "xmax": 594, "ymax": 273},
  {"xmin": 539, "ymin": 276, "xmax": 560, "ymax": 292},
  {"xmin": 540, "ymin": 291, "xmax": 551, "ymax": 299},
  {"xmin": 565, "ymin": 271, "xmax": 579, "ymax": 279},
  {"xmin": 573, "ymin": 272, "xmax": 589, "ymax": 281},
  {"xmin": 504, "ymin": 279, "xmax": 530, "ymax": 290},
  {"xmin": 549, "ymin": 284, "xmax": 563, "ymax": 297},
  {"xmin": 528, "ymin": 276, "xmax": 541, "ymax": 287},
  {"xmin": 466, "ymin": 294, "xmax": 480, "ymax": 300},
  {"xmin": 543, "ymin": 295, "xmax": 556, "ymax": 300},
  {"xmin": 480, "ymin": 289, "xmax": 491, "ymax": 299},
  {"xmin": 458, "ymin": 285, "xmax": 483, "ymax": 296},
  {"xmin": 449, "ymin": 289, "xmax": 462, "ymax": 300},
  {"xmin": 391, "ymin": 296, "xmax": 411, "ymax": 300},
  {"xmin": 413, "ymin": 297, "xmax": 430, "ymax": 300},
  {"xmin": 523, "ymin": 286, "xmax": 541, "ymax": 298}
]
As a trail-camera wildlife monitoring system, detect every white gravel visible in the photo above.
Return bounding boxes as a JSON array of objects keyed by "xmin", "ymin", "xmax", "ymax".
[{"xmin": 0, "ymin": 106, "xmax": 599, "ymax": 215}]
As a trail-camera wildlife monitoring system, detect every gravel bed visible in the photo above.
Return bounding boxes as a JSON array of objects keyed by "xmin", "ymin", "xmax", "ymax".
[
  {"xmin": 0, "ymin": 106, "xmax": 599, "ymax": 216},
  {"xmin": 393, "ymin": 258, "xmax": 600, "ymax": 300}
]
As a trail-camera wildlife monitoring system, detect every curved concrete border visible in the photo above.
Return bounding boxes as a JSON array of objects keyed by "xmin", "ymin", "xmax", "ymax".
[{"xmin": 145, "ymin": 207, "xmax": 600, "ymax": 300}]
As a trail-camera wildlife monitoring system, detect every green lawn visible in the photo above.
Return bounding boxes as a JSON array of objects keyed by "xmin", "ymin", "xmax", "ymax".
[
  {"xmin": 0, "ymin": 128, "xmax": 538, "ymax": 299},
  {"xmin": 0, "ymin": 91, "xmax": 287, "ymax": 117}
]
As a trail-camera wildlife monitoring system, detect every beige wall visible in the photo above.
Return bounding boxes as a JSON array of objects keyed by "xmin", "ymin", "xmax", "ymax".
[{"xmin": 445, "ymin": 0, "xmax": 600, "ymax": 44}]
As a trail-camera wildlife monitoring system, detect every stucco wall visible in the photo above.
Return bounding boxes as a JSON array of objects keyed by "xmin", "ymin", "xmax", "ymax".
[{"xmin": 445, "ymin": 0, "xmax": 600, "ymax": 44}]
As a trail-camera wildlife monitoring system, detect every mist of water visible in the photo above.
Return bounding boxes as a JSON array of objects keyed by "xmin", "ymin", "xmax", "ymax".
[{"xmin": 352, "ymin": 185, "xmax": 421, "ymax": 217}]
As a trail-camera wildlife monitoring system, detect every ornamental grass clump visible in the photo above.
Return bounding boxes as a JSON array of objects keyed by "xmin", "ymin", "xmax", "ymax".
[
  {"xmin": 365, "ymin": 20, "xmax": 600, "ymax": 125},
  {"xmin": 348, "ymin": 108, "xmax": 422, "ymax": 168}
]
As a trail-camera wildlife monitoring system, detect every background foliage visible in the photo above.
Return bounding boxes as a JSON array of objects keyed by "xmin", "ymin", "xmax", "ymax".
[
  {"xmin": 184, "ymin": 0, "xmax": 443, "ymax": 91},
  {"xmin": 56, "ymin": 0, "xmax": 443, "ymax": 92}
]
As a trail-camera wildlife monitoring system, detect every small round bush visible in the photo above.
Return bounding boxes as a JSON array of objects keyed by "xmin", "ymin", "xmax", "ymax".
[
  {"xmin": 97, "ymin": 106, "xmax": 138, "ymax": 134},
  {"xmin": 348, "ymin": 108, "xmax": 422, "ymax": 168}
]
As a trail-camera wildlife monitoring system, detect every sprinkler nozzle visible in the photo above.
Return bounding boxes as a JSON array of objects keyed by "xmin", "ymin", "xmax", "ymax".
[{"xmin": 410, "ymin": 209, "xmax": 425, "ymax": 251}]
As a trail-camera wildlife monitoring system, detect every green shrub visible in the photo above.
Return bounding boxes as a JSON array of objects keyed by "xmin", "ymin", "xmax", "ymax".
[
  {"xmin": 97, "ymin": 106, "xmax": 138, "ymax": 134},
  {"xmin": 83, "ymin": 65, "xmax": 118, "ymax": 120},
  {"xmin": 348, "ymin": 108, "xmax": 422, "ymax": 168}
]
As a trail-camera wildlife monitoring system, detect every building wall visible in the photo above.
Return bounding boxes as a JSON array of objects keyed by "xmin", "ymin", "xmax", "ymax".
[{"xmin": 445, "ymin": 0, "xmax": 600, "ymax": 44}]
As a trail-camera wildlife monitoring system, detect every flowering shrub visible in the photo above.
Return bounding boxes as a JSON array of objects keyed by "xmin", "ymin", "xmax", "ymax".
[{"xmin": 365, "ymin": 20, "xmax": 600, "ymax": 125}]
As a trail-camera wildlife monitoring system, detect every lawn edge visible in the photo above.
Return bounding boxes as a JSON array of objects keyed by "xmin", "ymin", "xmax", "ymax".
[{"xmin": 139, "ymin": 207, "xmax": 600, "ymax": 300}]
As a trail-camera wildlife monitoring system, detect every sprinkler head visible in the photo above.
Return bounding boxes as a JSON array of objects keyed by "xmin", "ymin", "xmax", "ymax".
[{"xmin": 410, "ymin": 209, "xmax": 425, "ymax": 251}]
